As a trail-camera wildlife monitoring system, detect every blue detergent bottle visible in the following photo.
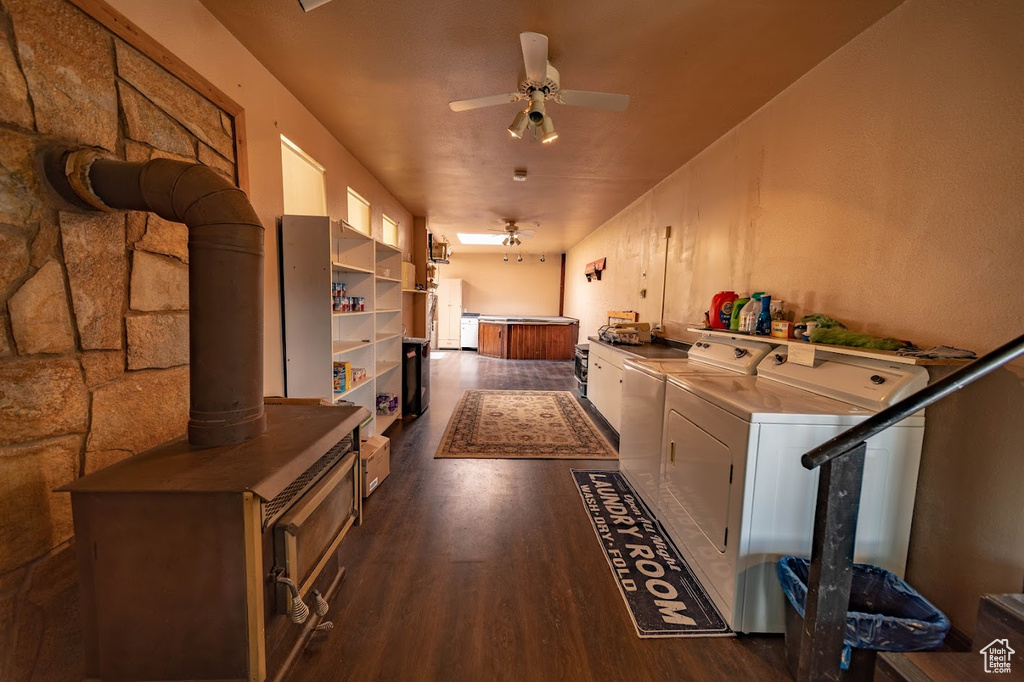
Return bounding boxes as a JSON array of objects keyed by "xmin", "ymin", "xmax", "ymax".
[{"xmin": 756, "ymin": 294, "xmax": 773, "ymax": 335}]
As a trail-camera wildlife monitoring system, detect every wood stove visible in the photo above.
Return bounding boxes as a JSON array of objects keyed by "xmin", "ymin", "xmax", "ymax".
[{"xmin": 62, "ymin": 403, "xmax": 368, "ymax": 681}]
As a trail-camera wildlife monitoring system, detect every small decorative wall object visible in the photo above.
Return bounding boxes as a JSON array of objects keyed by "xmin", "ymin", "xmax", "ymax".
[{"xmin": 585, "ymin": 257, "xmax": 606, "ymax": 281}]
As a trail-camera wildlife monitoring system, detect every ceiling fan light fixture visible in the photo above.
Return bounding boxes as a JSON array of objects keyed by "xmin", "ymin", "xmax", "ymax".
[
  {"xmin": 527, "ymin": 91, "xmax": 545, "ymax": 125},
  {"xmin": 507, "ymin": 110, "xmax": 529, "ymax": 138},
  {"xmin": 517, "ymin": 254, "xmax": 524, "ymax": 262},
  {"xmin": 541, "ymin": 116, "xmax": 558, "ymax": 144},
  {"xmin": 503, "ymin": 254, "xmax": 509, "ymax": 262},
  {"xmin": 540, "ymin": 254, "xmax": 546, "ymax": 262}
]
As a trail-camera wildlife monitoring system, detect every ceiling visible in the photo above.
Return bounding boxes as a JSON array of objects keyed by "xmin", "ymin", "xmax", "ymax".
[{"xmin": 200, "ymin": 0, "xmax": 900, "ymax": 254}]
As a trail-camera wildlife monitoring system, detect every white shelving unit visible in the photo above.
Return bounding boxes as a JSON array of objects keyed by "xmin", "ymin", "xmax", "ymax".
[{"xmin": 280, "ymin": 215, "xmax": 403, "ymax": 435}]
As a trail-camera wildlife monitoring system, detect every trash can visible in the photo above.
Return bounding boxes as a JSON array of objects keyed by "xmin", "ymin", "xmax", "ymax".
[
  {"xmin": 777, "ymin": 556, "xmax": 950, "ymax": 681},
  {"xmin": 402, "ymin": 337, "xmax": 430, "ymax": 417}
]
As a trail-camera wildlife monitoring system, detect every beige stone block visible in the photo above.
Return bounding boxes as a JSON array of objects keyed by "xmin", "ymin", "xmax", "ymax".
[
  {"xmin": 0, "ymin": 225, "xmax": 28, "ymax": 299},
  {"xmin": 59, "ymin": 212, "xmax": 126, "ymax": 350},
  {"xmin": 124, "ymin": 140, "xmax": 151, "ymax": 164},
  {"xmin": 126, "ymin": 211, "xmax": 147, "ymax": 246},
  {"xmin": 80, "ymin": 349, "xmax": 124, "ymax": 388},
  {"xmin": 118, "ymin": 81, "xmax": 195, "ymax": 159},
  {"xmin": 136, "ymin": 214, "xmax": 188, "ymax": 263},
  {"xmin": 129, "ymin": 250, "xmax": 188, "ymax": 311},
  {"xmin": 8, "ymin": 260, "xmax": 75, "ymax": 355},
  {"xmin": 0, "ymin": 357, "xmax": 88, "ymax": 445},
  {"xmin": 0, "ymin": 18, "xmax": 32, "ymax": 129},
  {"xmin": 115, "ymin": 39, "xmax": 234, "ymax": 159},
  {"xmin": 84, "ymin": 448, "xmax": 132, "ymax": 475},
  {"xmin": 6, "ymin": 0, "xmax": 117, "ymax": 150},
  {"xmin": 87, "ymin": 366, "xmax": 188, "ymax": 454},
  {"xmin": 198, "ymin": 143, "xmax": 235, "ymax": 181},
  {"xmin": 149, "ymin": 148, "xmax": 195, "ymax": 163},
  {"xmin": 0, "ymin": 436, "xmax": 81, "ymax": 572},
  {"xmin": 0, "ymin": 128, "xmax": 50, "ymax": 227},
  {"xmin": 29, "ymin": 219, "xmax": 59, "ymax": 269},
  {"xmin": 126, "ymin": 311, "xmax": 188, "ymax": 370}
]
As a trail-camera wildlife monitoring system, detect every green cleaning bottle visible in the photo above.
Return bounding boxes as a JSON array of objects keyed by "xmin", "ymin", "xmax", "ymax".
[{"xmin": 730, "ymin": 293, "xmax": 750, "ymax": 331}]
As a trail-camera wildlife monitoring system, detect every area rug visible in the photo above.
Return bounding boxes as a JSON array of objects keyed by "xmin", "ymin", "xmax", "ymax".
[
  {"xmin": 434, "ymin": 390, "xmax": 617, "ymax": 460},
  {"xmin": 571, "ymin": 469, "xmax": 732, "ymax": 638}
]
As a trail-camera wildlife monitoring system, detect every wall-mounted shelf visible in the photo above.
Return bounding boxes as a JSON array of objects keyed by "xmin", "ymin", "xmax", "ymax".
[
  {"xmin": 402, "ymin": 289, "xmax": 427, "ymax": 294},
  {"xmin": 332, "ymin": 374, "xmax": 373, "ymax": 401},
  {"xmin": 686, "ymin": 327, "xmax": 971, "ymax": 366},
  {"xmin": 332, "ymin": 339, "xmax": 372, "ymax": 355}
]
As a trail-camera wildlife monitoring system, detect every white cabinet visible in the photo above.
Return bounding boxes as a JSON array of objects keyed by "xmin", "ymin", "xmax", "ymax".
[
  {"xmin": 280, "ymin": 215, "xmax": 403, "ymax": 436},
  {"xmin": 588, "ymin": 343, "xmax": 625, "ymax": 433},
  {"xmin": 436, "ymin": 278, "xmax": 463, "ymax": 349}
]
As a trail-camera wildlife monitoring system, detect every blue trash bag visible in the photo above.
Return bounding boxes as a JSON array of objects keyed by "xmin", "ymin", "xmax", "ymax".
[{"xmin": 777, "ymin": 556, "xmax": 950, "ymax": 670}]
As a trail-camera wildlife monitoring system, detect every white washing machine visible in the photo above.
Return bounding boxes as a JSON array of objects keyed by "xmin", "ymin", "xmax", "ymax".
[
  {"xmin": 620, "ymin": 338, "xmax": 774, "ymax": 516},
  {"xmin": 658, "ymin": 345, "xmax": 929, "ymax": 633}
]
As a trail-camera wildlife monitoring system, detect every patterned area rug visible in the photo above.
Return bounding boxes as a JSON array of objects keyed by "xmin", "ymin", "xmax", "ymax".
[{"xmin": 434, "ymin": 390, "xmax": 618, "ymax": 460}]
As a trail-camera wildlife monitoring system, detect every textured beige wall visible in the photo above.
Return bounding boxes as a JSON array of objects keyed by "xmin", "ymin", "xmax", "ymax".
[
  {"xmin": 107, "ymin": 0, "xmax": 415, "ymax": 397},
  {"xmin": 565, "ymin": 0, "xmax": 1024, "ymax": 633},
  {"xmin": 437, "ymin": 252, "xmax": 562, "ymax": 316}
]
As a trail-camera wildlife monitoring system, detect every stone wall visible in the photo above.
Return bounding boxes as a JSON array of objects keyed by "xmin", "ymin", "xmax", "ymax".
[{"xmin": 0, "ymin": 0, "xmax": 238, "ymax": 677}]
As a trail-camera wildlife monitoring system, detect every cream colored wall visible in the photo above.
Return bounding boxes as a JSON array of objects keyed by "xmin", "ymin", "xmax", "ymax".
[
  {"xmin": 565, "ymin": 0, "xmax": 1024, "ymax": 633},
  {"xmin": 107, "ymin": 0, "xmax": 415, "ymax": 396},
  {"xmin": 437, "ymin": 253, "xmax": 562, "ymax": 316}
]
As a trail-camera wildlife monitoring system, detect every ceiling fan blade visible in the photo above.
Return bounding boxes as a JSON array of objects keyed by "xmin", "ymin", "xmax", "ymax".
[
  {"xmin": 449, "ymin": 93, "xmax": 522, "ymax": 112},
  {"xmin": 520, "ymin": 32, "xmax": 548, "ymax": 83},
  {"xmin": 556, "ymin": 90, "xmax": 630, "ymax": 111},
  {"xmin": 517, "ymin": 229, "xmax": 536, "ymax": 237}
]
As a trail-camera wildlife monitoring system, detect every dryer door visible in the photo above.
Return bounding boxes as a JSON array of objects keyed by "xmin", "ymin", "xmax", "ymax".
[{"xmin": 665, "ymin": 409, "xmax": 732, "ymax": 552}]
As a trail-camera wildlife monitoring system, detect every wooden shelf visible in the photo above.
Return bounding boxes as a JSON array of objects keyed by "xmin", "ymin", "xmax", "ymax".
[
  {"xmin": 338, "ymin": 221, "xmax": 372, "ymax": 241},
  {"xmin": 376, "ymin": 360, "xmax": 400, "ymax": 376},
  {"xmin": 402, "ymin": 288, "xmax": 427, "ymax": 294},
  {"xmin": 332, "ymin": 262, "xmax": 374, "ymax": 275},
  {"xmin": 374, "ymin": 240, "xmax": 402, "ymax": 254},
  {"xmin": 375, "ymin": 411, "xmax": 400, "ymax": 433},
  {"xmin": 686, "ymin": 327, "xmax": 971, "ymax": 366},
  {"xmin": 375, "ymin": 333, "xmax": 401, "ymax": 343},
  {"xmin": 332, "ymin": 339, "xmax": 372, "ymax": 355},
  {"xmin": 332, "ymin": 310, "xmax": 373, "ymax": 317},
  {"xmin": 375, "ymin": 275, "xmax": 401, "ymax": 283},
  {"xmin": 332, "ymin": 375, "xmax": 373, "ymax": 400},
  {"xmin": 376, "ymin": 308, "xmax": 401, "ymax": 314}
]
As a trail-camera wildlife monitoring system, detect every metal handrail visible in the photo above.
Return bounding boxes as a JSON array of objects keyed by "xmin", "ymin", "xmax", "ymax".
[{"xmin": 802, "ymin": 332, "xmax": 1024, "ymax": 470}]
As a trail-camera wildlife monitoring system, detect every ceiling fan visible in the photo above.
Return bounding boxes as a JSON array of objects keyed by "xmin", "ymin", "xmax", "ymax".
[
  {"xmin": 488, "ymin": 220, "xmax": 536, "ymax": 247},
  {"xmin": 449, "ymin": 32, "xmax": 630, "ymax": 143}
]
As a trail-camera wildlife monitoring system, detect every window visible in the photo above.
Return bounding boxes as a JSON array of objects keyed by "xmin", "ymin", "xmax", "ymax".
[
  {"xmin": 347, "ymin": 188, "xmax": 371, "ymax": 235},
  {"xmin": 383, "ymin": 214, "xmax": 398, "ymax": 247},
  {"xmin": 280, "ymin": 135, "xmax": 326, "ymax": 215}
]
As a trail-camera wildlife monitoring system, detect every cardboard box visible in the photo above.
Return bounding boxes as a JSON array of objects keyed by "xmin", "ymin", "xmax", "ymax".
[
  {"xmin": 360, "ymin": 435, "xmax": 390, "ymax": 498},
  {"xmin": 402, "ymin": 262, "xmax": 416, "ymax": 289}
]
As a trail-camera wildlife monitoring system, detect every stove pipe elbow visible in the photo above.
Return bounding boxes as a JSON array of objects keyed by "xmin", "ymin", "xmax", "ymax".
[{"xmin": 44, "ymin": 147, "xmax": 267, "ymax": 448}]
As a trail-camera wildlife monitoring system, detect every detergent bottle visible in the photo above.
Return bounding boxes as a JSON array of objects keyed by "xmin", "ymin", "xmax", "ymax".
[
  {"xmin": 730, "ymin": 293, "xmax": 750, "ymax": 331},
  {"xmin": 739, "ymin": 292, "xmax": 764, "ymax": 333},
  {"xmin": 756, "ymin": 294, "xmax": 773, "ymax": 335},
  {"xmin": 709, "ymin": 291, "xmax": 737, "ymax": 329}
]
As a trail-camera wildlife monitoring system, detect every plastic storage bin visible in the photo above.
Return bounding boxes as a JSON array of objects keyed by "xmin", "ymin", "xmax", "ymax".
[{"xmin": 777, "ymin": 556, "xmax": 950, "ymax": 680}]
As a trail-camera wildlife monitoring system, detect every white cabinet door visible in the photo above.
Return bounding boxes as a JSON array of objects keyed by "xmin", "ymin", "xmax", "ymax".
[
  {"xmin": 437, "ymin": 278, "xmax": 462, "ymax": 348},
  {"xmin": 588, "ymin": 346, "xmax": 623, "ymax": 433}
]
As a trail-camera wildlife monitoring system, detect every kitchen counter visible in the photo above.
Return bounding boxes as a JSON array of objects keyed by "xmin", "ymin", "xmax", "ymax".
[
  {"xmin": 587, "ymin": 335, "xmax": 690, "ymax": 360},
  {"xmin": 478, "ymin": 317, "xmax": 579, "ymax": 359},
  {"xmin": 478, "ymin": 315, "xmax": 578, "ymax": 325}
]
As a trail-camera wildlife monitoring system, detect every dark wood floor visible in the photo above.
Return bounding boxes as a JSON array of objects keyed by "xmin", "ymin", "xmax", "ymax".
[{"xmin": 287, "ymin": 351, "xmax": 789, "ymax": 681}]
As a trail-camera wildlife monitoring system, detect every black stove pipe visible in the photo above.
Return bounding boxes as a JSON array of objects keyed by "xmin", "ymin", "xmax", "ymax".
[{"xmin": 43, "ymin": 147, "xmax": 266, "ymax": 448}]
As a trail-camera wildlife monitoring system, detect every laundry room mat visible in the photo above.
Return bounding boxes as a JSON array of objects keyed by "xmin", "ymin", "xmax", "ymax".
[
  {"xmin": 434, "ymin": 390, "xmax": 617, "ymax": 460},
  {"xmin": 571, "ymin": 469, "xmax": 732, "ymax": 637}
]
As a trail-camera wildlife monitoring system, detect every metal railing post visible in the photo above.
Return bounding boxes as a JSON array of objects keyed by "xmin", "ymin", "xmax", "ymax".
[{"xmin": 797, "ymin": 442, "xmax": 867, "ymax": 682}]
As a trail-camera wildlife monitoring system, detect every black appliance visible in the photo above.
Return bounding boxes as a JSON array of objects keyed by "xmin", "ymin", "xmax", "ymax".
[
  {"xmin": 574, "ymin": 343, "xmax": 589, "ymax": 397},
  {"xmin": 402, "ymin": 337, "xmax": 430, "ymax": 416}
]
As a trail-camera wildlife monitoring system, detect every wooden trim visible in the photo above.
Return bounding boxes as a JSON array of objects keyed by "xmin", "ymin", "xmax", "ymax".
[
  {"xmin": 68, "ymin": 0, "xmax": 250, "ymax": 194},
  {"xmin": 559, "ymin": 253, "xmax": 566, "ymax": 317},
  {"xmin": 241, "ymin": 493, "xmax": 267, "ymax": 682}
]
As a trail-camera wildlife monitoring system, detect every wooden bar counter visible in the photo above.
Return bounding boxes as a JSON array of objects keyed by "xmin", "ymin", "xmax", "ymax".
[{"xmin": 476, "ymin": 316, "xmax": 579, "ymax": 360}]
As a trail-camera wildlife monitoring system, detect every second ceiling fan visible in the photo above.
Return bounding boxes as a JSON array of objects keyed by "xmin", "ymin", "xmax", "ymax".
[{"xmin": 449, "ymin": 32, "xmax": 630, "ymax": 143}]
